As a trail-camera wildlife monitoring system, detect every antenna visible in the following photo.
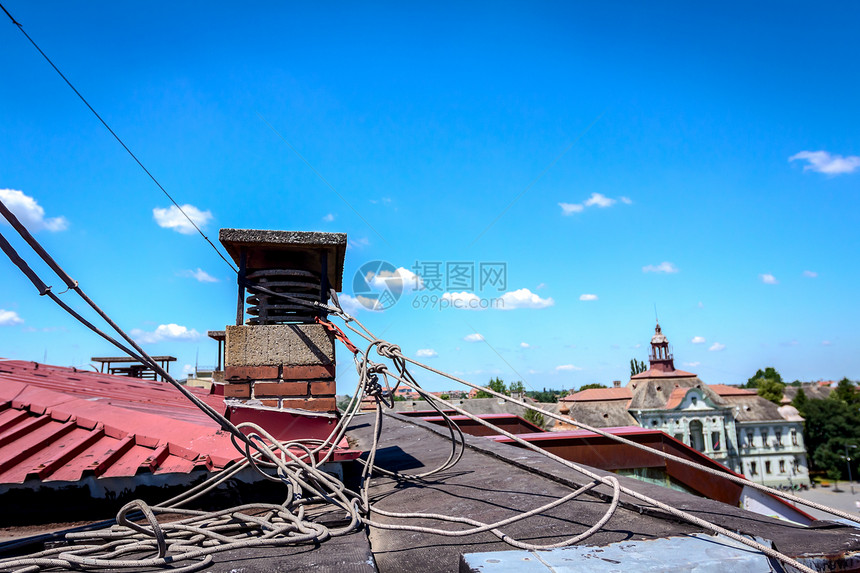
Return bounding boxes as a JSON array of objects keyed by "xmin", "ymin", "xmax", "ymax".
[{"xmin": 654, "ymin": 304, "xmax": 659, "ymax": 324}]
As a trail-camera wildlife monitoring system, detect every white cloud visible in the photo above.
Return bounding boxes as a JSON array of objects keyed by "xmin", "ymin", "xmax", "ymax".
[
  {"xmin": 555, "ymin": 364, "xmax": 582, "ymax": 371},
  {"xmin": 789, "ymin": 150, "xmax": 860, "ymax": 175},
  {"xmin": 464, "ymin": 333, "xmax": 484, "ymax": 342},
  {"xmin": 416, "ymin": 348, "xmax": 438, "ymax": 358},
  {"xmin": 536, "ymin": 283, "xmax": 547, "ymax": 290},
  {"xmin": 178, "ymin": 268, "xmax": 218, "ymax": 283},
  {"xmin": 579, "ymin": 294, "xmax": 598, "ymax": 301},
  {"xmin": 691, "ymin": 336, "xmax": 706, "ymax": 344},
  {"xmin": 347, "ymin": 237, "xmax": 370, "ymax": 250},
  {"xmin": 499, "ymin": 288, "xmax": 554, "ymax": 310},
  {"xmin": 684, "ymin": 361, "xmax": 701, "ymax": 367},
  {"xmin": 153, "ymin": 204, "xmax": 212, "ymax": 235},
  {"xmin": 0, "ymin": 309, "xmax": 24, "ymax": 326},
  {"xmin": 822, "ymin": 340, "xmax": 832, "ymax": 346},
  {"xmin": 131, "ymin": 323, "xmax": 201, "ymax": 344},
  {"xmin": 337, "ymin": 294, "xmax": 365, "ymax": 315},
  {"xmin": 708, "ymin": 342, "xmax": 725, "ymax": 352},
  {"xmin": 760, "ymin": 273, "xmax": 778, "ymax": 285},
  {"xmin": 370, "ymin": 267, "xmax": 423, "ymax": 292},
  {"xmin": 559, "ymin": 202, "xmax": 584, "ymax": 215},
  {"xmin": 643, "ymin": 261, "xmax": 679, "ymax": 274},
  {"xmin": 697, "ymin": 301, "xmax": 704, "ymax": 309},
  {"xmin": 322, "ymin": 213, "xmax": 335, "ymax": 222},
  {"xmin": 182, "ymin": 364, "xmax": 195, "ymax": 375},
  {"xmin": 0, "ymin": 189, "xmax": 68, "ymax": 232},
  {"xmin": 560, "ymin": 193, "xmax": 625, "ymax": 215},
  {"xmin": 520, "ymin": 342, "xmax": 530, "ymax": 348},
  {"xmin": 584, "ymin": 192, "xmax": 616, "ymax": 208},
  {"xmin": 803, "ymin": 270, "xmax": 818, "ymax": 278}
]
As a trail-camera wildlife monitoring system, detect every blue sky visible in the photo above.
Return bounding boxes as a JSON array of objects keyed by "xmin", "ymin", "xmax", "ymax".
[{"xmin": 1, "ymin": 2, "xmax": 858, "ymax": 393}]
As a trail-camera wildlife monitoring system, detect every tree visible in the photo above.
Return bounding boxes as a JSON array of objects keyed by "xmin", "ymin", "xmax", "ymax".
[
  {"xmin": 475, "ymin": 377, "xmax": 507, "ymax": 399},
  {"xmin": 745, "ymin": 367, "xmax": 785, "ymax": 404},
  {"xmin": 526, "ymin": 388, "xmax": 559, "ymax": 403},
  {"xmin": 523, "ymin": 407, "xmax": 545, "ymax": 428},
  {"xmin": 744, "ymin": 367, "xmax": 783, "ymax": 388},
  {"xmin": 758, "ymin": 378, "xmax": 786, "ymax": 405},
  {"xmin": 832, "ymin": 378, "xmax": 859, "ymax": 406},
  {"xmin": 799, "ymin": 397, "xmax": 860, "ymax": 479},
  {"xmin": 792, "ymin": 388, "xmax": 808, "ymax": 411},
  {"xmin": 630, "ymin": 359, "xmax": 646, "ymax": 377},
  {"xmin": 337, "ymin": 394, "xmax": 356, "ymax": 413},
  {"xmin": 579, "ymin": 383, "xmax": 608, "ymax": 391},
  {"xmin": 509, "ymin": 381, "xmax": 526, "ymax": 395}
]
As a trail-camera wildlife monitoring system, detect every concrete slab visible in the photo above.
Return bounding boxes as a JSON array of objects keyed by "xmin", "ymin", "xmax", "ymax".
[
  {"xmin": 460, "ymin": 533, "xmax": 779, "ymax": 572},
  {"xmin": 225, "ymin": 325, "xmax": 334, "ymax": 368}
]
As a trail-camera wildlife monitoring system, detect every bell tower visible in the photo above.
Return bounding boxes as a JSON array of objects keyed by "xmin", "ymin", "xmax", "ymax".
[{"xmin": 648, "ymin": 322, "xmax": 676, "ymax": 374}]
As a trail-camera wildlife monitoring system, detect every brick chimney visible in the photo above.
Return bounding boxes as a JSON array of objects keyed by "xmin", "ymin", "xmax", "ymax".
[{"xmin": 218, "ymin": 229, "xmax": 346, "ymax": 416}]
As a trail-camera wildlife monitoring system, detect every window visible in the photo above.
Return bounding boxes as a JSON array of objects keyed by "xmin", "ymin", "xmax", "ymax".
[
  {"xmin": 711, "ymin": 431, "xmax": 721, "ymax": 451},
  {"xmin": 775, "ymin": 430, "xmax": 782, "ymax": 445},
  {"xmin": 674, "ymin": 433, "xmax": 684, "ymax": 443},
  {"xmin": 750, "ymin": 462, "xmax": 758, "ymax": 475},
  {"xmin": 779, "ymin": 460, "xmax": 786, "ymax": 473},
  {"xmin": 765, "ymin": 461, "xmax": 772, "ymax": 474},
  {"xmin": 689, "ymin": 420, "xmax": 705, "ymax": 452},
  {"xmin": 691, "ymin": 397, "xmax": 698, "ymax": 406},
  {"xmin": 746, "ymin": 432, "xmax": 754, "ymax": 447},
  {"xmin": 791, "ymin": 430, "xmax": 798, "ymax": 446}
]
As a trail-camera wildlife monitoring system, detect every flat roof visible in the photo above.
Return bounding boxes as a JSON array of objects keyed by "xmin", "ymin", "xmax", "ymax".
[
  {"xmin": 347, "ymin": 412, "xmax": 860, "ymax": 571},
  {"xmin": 90, "ymin": 356, "xmax": 176, "ymax": 363}
]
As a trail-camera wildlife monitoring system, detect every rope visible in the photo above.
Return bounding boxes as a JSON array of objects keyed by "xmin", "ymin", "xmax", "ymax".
[{"xmin": 0, "ymin": 207, "xmax": 847, "ymax": 572}]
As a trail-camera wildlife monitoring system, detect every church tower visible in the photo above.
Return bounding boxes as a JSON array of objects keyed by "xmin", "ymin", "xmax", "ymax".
[{"xmin": 648, "ymin": 322, "xmax": 676, "ymax": 374}]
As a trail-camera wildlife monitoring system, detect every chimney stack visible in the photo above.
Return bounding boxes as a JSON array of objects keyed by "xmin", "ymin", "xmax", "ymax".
[
  {"xmin": 218, "ymin": 229, "xmax": 347, "ymax": 415},
  {"xmin": 613, "ymin": 380, "xmax": 621, "ymax": 388}
]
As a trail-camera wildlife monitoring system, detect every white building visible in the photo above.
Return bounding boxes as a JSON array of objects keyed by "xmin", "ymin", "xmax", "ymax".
[{"xmin": 560, "ymin": 323, "xmax": 810, "ymax": 486}]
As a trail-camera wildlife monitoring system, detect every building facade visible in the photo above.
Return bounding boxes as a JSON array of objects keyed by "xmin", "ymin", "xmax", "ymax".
[{"xmin": 560, "ymin": 323, "xmax": 810, "ymax": 486}]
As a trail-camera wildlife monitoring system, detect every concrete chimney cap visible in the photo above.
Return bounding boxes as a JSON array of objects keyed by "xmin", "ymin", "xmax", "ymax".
[{"xmin": 219, "ymin": 229, "xmax": 347, "ymax": 291}]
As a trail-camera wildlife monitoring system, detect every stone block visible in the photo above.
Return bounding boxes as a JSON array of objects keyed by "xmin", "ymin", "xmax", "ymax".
[
  {"xmin": 225, "ymin": 324, "xmax": 335, "ymax": 367},
  {"xmin": 287, "ymin": 324, "xmax": 335, "ymax": 366}
]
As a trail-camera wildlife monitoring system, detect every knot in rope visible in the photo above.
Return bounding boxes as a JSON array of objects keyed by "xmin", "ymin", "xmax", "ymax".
[
  {"xmin": 376, "ymin": 341, "xmax": 401, "ymax": 359},
  {"xmin": 363, "ymin": 373, "xmax": 384, "ymax": 397}
]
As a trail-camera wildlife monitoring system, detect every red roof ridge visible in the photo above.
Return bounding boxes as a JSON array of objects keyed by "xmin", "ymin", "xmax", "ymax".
[
  {"xmin": 709, "ymin": 384, "xmax": 756, "ymax": 396},
  {"xmin": 561, "ymin": 387, "xmax": 633, "ymax": 402}
]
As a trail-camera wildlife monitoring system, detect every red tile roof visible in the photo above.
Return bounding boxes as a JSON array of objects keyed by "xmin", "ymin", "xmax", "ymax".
[
  {"xmin": 630, "ymin": 367, "xmax": 697, "ymax": 379},
  {"xmin": 663, "ymin": 387, "xmax": 690, "ymax": 410},
  {"xmin": 709, "ymin": 384, "xmax": 756, "ymax": 397},
  {"xmin": 561, "ymin": 387, "xmax": 632, "ymax": 402},
  {"xmin": 0, "ymin": 360, "xmax": 242, "ymax": 484}
]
